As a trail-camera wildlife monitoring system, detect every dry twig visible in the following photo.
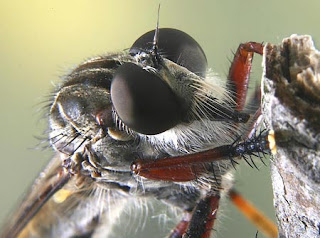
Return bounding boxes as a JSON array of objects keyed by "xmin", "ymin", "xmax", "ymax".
[{"xmin": 262, "ymin": 35, "xmax": 320, "ymax": 238}]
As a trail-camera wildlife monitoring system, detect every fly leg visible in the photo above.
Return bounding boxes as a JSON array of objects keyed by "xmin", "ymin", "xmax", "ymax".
[
  {"xmin": 183, "ymin": 194, "xmax": 220, "ymax": 238},
  {"xmin": 167, "ymin": 195, "xmax": 219, "ymax": 238},
  {"xmin": 227, "ymin": 42, "xmax": 264, "ymax": 111},
  {"xmin": 166, "ymin": 188, "xmax": 279, "ymax": 238},
  {"xmin": 228, "ymin": 42, "xmax": 264, "ymax": 137},
  {"xmin": 131, "ymin": 130, "xmax": 270, "ymax": 182}
]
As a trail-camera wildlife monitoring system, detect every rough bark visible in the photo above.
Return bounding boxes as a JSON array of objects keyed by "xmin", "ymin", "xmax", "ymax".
[{"xmin": 262, "ymin": 35, "xmax": 320, "ymax": 238}]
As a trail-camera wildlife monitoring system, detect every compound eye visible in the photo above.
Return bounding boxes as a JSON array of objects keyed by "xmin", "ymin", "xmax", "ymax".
[
  {"xmin": 130, "ymin": 28, "xmax": 207, "ymax": 78},
  {"xmin": 111, "ymin": 62, "xmax": 182, "ymax": 135}
]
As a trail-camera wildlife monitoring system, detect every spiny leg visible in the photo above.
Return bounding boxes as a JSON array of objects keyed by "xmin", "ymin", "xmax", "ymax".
[{"xmin": 131, "ymin": 130, "xmax": 271, "ymax": 182}]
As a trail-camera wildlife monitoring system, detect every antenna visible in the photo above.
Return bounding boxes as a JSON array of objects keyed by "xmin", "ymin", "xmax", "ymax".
[
  {"xmin": 152, "ymin": 4, "xmax": 161, "ymax": 50},
  {"xmin": 151, "ymin": 4, "xmax": 161, "ymax": 67}
]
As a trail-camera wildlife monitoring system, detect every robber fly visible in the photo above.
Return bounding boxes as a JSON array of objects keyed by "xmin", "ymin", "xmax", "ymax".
[{"xmin": 0, "ymin": 22, "xmax": 274, "ymax": 238}]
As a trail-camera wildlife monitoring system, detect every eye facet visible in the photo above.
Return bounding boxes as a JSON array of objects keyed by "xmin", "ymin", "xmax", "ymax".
[
  {"xmin": 111, "ymin": 62, "xmax": 182, "ymax": 135},
  {"xmin": 130, "ymin": 28, "xmax": 208, "ymax": 78}
]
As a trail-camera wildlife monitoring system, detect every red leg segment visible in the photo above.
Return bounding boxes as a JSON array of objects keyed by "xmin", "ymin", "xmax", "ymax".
[
  {"xmin": 228, "ymin": 42, "xmax": 263, "ymax": 111},
  {"xmin": 131, "ymin": 145, "xmax": 230, "ymax": 182},
  {"xmin": 131, "ymin": 131, "xmax": 270, "ymax": 182}
]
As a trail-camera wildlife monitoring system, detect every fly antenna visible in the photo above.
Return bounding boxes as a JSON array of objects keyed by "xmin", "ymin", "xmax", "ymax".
[
  {"xmin": 152, "ymin": 4, "xmax": 161, "ymax": 51},
  {"xmin": 151, "ymin": 4, "xmax": 161, "ymax": 67}
]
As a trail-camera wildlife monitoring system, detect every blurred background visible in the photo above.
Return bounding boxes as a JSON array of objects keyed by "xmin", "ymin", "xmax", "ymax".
[{"xmin": 1, "ymin": 0, "xmax": 319, "ymax": 237}]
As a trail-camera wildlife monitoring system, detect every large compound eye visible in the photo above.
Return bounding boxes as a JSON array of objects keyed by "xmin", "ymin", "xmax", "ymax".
[
  {"xmin": 130, "ymin": 28, "xmax": 208, "ymax": 78},
  {"xmin": 111, "ymin": 62, "xmax": 182, "ymax": 135}
]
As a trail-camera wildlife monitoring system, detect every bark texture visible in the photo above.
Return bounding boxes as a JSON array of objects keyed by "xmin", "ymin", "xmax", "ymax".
[{"xmin": 262, "ymin": 35, "xmax": 320, "ymax": 238}]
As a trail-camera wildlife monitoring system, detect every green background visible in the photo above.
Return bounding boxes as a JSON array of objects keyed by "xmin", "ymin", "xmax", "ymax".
[{"xmin": 1, "ymin": 1, "xmax": 319, "ymax": 237}]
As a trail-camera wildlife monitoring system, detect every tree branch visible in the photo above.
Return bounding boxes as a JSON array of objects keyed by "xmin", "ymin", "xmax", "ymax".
[{"xmin": 262, "ymin": 35, "xmax": 320, "ymax": 238}]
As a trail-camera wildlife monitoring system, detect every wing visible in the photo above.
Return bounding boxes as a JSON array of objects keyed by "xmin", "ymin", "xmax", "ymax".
[
  {"xmin": 0, "ymin": 154, "xmax": 125, "ymax": 238},
  {"xmin": 0, "ymin": 154, "xmax": 70, "ymax": 238}
]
